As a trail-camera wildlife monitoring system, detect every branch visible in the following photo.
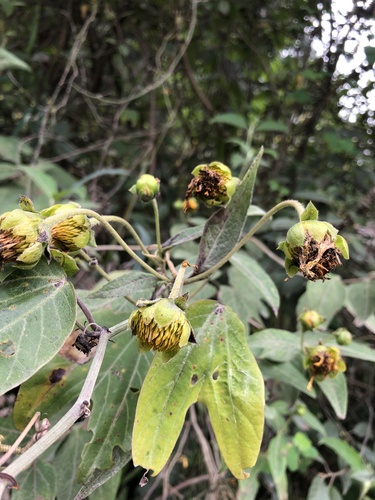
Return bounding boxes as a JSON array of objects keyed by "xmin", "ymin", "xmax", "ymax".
[
  {"xmin": 72, "ymin": 0, "xmax": 199, "ymax": 106},
  {"xmin": 0, "ymin": 326, "xmax": 111, "ymax": 497}
]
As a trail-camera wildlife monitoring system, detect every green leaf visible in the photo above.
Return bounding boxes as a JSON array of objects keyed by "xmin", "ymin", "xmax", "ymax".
[
  {"xmin": 230, "ymin": 251, "xmax": 280, "ymax": 315},
  {"xmin": 77, "ymin": 334, "xmax": 152, "ymax": 483},
  {"xmin": 53, "ymin": 427, "xmax": 92, "ymax": 500},
  {"xmin": 255, "ymin": 120, "xmax": 288, "ymax": 133},
  {"xmin": 260, "ymin": 360, "xmax": 316, "ymax": 397},
  {"xmin": 13, "ymin": 356, "xmax": 88, "ymax": 430},
  {"xmin": 195, "ymin": 147, "xmax": 263, "ymax": 273},
  {"xmin": 248, "ymin": 329, "xmax": 300, "ymax": 361},
  {"xmin": 237, "ymin": 455, "xmax": 266, "ymax": 500},
  {"xmin": 0, "ymin": 47, "xmax": 31, "ymax": 72},
  {"xmin": 132, "ymin": 300, "xmax": 265, "ymax": 480},
  {"xmin": 319, "ymin": 437, "xmax": 365, "ymax": 471},
  {"xmin": 297, "ymin": 276, "xmax": 346, "ymax": 327},
  {"xmin": 76, "ymin": 447, "xmax": 130, "ymax": 500},
  {"xmin": 345, "ymin": 279, "xmax": 375, "ymax": 322},
  {"xmin": 0, "ymin": 258, "xmax": 76, "ymax": 396},
  {"xmin": 162, "ymin": 225, "xmax": 204, "ymax": 250},
  {"xmin": 88, "ymin": 271, "xmax": 160, "ymax": 299},
  {"xmin": 293, "ymin": 405, "xmax": 327, "ymax": 437},
  {"xmin": 210, "ymin": 112, "xmax": 248, "ymax": 129},
  {"xmin": 267, "ymin": 434, "xmax": 288, "ymax": 500},
  {"xmin": 364, "ymin": 46, "xmax": 375, "ymax": 66},
  {"xmin": 307, "ymin": 476, "xmax": 331, "ymax": 500},
  {"xmin": 317, "ymin": 372, "xmax": 348, "ymax": 419},
  {"xmin": 19, "ymin": 165, "xmax": 58, "ymax": 205},
  {"xmin": 0, "ymin": 136, "xmax": 32, "ymax": 163},
  {"xmin": 12, "ymin": 461, "xmax": 56, "ymax": 500}
]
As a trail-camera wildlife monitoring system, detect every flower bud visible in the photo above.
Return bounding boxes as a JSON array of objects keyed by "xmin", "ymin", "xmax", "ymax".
[
  {"xmin": 185, "ymin": 161, "xmax": 239, "ymax": 208},
  {"xmin": 129, "ymin": 297, "xmax": 195, "ymax": 352},
  {"xmin": 129, "ymin": 174, "xmax": 160, "ymax": 202},
  {"xmin": 41, "ymin": 202, "xmax": 94, "ymax": 252},
  {"xmin": 304, "ymin": 344, "xmax": 346, "ymax": 391},
  {"xmin": 334, "ymin": 328, "xmax": 352, "ymax": 346},
  {"xmin": 298, "ymin": 309, "xmax": 325, "ymax": 332},
  {"xmin": 0, "ymin": 209, "xmax": 46, "ymax": 267},
  {"xmin": 277, "ymin": 202, "xmax": 349, "ymax": 281}
]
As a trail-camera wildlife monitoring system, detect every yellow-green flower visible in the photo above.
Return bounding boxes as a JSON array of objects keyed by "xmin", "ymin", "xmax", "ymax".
[
  {"xmin": 277, "ymin": 201, "xmax": 349, "ymax": 281},
  {"xmin": 129, "ymin": 297, "xmax": 195, "ymax": 352},
  {"xmin": 0, "ymin": 209, "xmax": 46, "ymax": 267},
  {"xmin": 304, "ymin": 344, "xmax": 346, "ymax": 391},
  {"xmin": 185, "ymin": 161, "xmax": 239, "ymax": 208},
  {"xmin": 41, "ymin": 202, "xmax": 94, "ymax": 252}
]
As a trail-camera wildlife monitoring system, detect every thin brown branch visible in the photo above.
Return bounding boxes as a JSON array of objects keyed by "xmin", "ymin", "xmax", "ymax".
[{"xmin": 72, "ymin": 0, "xmax": 199, "ymax": 106}]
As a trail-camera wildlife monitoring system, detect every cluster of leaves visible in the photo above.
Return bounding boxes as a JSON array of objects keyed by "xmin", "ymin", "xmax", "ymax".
[{"xmin": 0, "ymin": 0, "xmax": 375, "ymax": 498}]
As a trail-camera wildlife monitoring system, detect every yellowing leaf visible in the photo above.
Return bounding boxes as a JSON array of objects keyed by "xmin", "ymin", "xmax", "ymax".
[{"xmin": 132, "ymin": 300, "xmax": 264, "ymax": 479}]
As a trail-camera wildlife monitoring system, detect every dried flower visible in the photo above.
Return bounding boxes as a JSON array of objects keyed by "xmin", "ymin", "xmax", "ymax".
[
  {"xmin": 185, "ymin": 161, "xmax": 239, "ymax": 208},
  {"xmin": 277, "ymin": 202, "xmax": 349, "ymax": 281},
  {"xmin": 0, "ymin": 209, "xmax": 46, "ymax": 267},
  {"xmin": 304, "ymin": 344, "xmax": 346, "ymax": 391},
  {"xmin": 129, "ymin": 297, "xmax": 196, "ymax": 352}
]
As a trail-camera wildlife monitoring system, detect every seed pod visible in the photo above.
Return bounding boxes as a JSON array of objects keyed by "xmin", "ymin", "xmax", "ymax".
[
  {"xmin": 185, "ymin": 161, "xmax": 239, "ymax": 208},
  {"xmin": 129, "ymin": 297, "xmax": 196, "ymax": 352},
  {"xmin": 334, "ymin": 328, "xmax": 352, "ymax": 346},
  {"xmin": 298, "ymin": 309, "xmax": 325, "ymax": 332},
  {"xmin": 41, "ymin": 202, "xmax": 94, "ymax": 252},
  {"xmin": 0, "ymin": 209, "xmax": 46, "ymax": 267},
  {"xmin": 129, "ymin": 174, "xmax": 160, "ymax": 202},
  {"xmin": 304, "ymin": 344, "xmax": 346, "ymax": 391},
  {"xmin": 277, "ymin": 202, "xmax": 349, "ymax": 281}
]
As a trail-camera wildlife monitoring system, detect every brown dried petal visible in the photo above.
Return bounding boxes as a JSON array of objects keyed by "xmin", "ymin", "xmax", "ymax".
[{"xmin": 290, "ymin": 232, "xmax": 342, "ymax": 281}]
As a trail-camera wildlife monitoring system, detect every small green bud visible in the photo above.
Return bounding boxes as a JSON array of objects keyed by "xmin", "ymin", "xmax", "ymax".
[
  {"xmin": 129, "ymin": 297, "xmax": 196, "ymax": 352},
  {"xmin": 304, "ymin": 344, "xmax": 346, "ymax": 391},
  {"xmin": 0, "ymin": 209, "xmax": 46, "ymax": 267},
  {"xmin": 277, "ymin": 202, "xmax": 349, "ymax": 281},
  {"xmin": 298, "ymin": 309, "xmax": 325, "ymax": 332},
  {"xmin": 295, "ymin": 403, "xmax": 306, "ymax": 416},
  {"xmin": 41, "ymin": 202, "xmax": 95, "ymax": 252},
  {"xmin": 129, "ymin": 174, "xmax": 160, "ymax": 202},
  {"xmin": 185, "ymin": 161, "xmax": 238, "ymax": 208},
  {"xmin": 334, "ymin": 328, "xmax": 352, "ymax": 346}
]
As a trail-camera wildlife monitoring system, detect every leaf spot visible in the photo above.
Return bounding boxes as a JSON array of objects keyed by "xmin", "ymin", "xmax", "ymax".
[
  {"xmin": 169, "ymin": 412, "xmax": 173, "ymax": 416},
  {"xmin": 49, "ymin": 368, "xmax": 66, "ymax": 384},
  {"xmin": 191, "ymin": 374, "xmax": 198, "ymax": 385},
  {"xmin": 214, "ymin": 303, "xmax": 225, "ymax": 315},
  {"xmin": 49, "ymin": 278, "xmax": 66, "ymax": 288},
  {"xmin": 212, "ymin": 370, "xmax": 219, "ymax": 380},
  {"xmin": 0, "ymin": 340, "xmax": 16, "ymax": 358}
]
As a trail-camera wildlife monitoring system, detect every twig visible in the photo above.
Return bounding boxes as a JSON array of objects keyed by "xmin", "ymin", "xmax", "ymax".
[
  {"xmin": 31, "ymin": 3, "xmax": 98, "ymax": 164},
  {"xmin": 0, "ymin": 413, "xmax": 40, "ymax": 467},
  {"xmin": 72, "ymin": 0, "xmax": 199, "ymax": 106},
  {"xmin": 161, "ymin": 422, "xmax": 192, "ymax": 500},
  {"xmin": 0, "ymin": 326, "xmax": 111, "ymax": 497},
  {"xmin": 189, "ymin": 405, "xmax": 219, "ymax": 495},
  {"xmin": 76, "ymin": 296, "xmax": 96, "ymax": 325}
]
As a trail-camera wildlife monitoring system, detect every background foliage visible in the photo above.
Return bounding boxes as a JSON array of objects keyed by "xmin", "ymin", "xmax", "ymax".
[{"xmin": 0, "ymin": 0, "xmax": 374, "ymax": 498}]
